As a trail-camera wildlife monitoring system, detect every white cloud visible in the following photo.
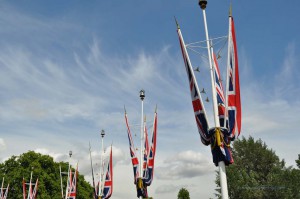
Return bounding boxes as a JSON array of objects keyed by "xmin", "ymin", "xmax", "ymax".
[
  {"xmin": 156, "ymin": 150, "xmax": 214, "ymax": 180},
  {"xmin": 0, "ymin": 138, "xmax": 6, "ymax": 152}
]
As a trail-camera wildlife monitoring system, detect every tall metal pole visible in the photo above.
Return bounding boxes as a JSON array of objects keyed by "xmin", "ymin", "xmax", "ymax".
[
  {"xmin": 65, "ymin": 151, "xmax": 72, "ymax": 199},
  {"xmin": 99, "ymin": 129, "xmax": 105, "ymax": 197},
  {"xmin": 198, "ymin": 1, "xmax": 229, "ymax": 199},
  {"xmin": 139, "ymin": 89, "xmax": 145, "ymax": 199}
]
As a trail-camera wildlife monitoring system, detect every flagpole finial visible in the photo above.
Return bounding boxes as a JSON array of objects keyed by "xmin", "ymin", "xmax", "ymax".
[
  {"xmin": 174, "ymin": 16, "xmax": 180, "ymax": 29},
  {"xmin": 229, "ymin": 3, "xmax": 232, "ymax": 17},
  {"xmin": 69, "ymin": 150, "xmax": 72, "ymax": 158},
  {"xmin": 139, "ymin": 89, "xmax": 145, "ymax": 101},
  {"xmin": 101, "ymin": 129, "xmax": 105, "ymax": 138},
  {"xmin": 199, "ymin": 0, "xmax": 207, "ymax": 10}
]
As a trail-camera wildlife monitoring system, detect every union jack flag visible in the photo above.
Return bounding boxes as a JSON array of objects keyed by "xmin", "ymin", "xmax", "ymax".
[
  {"xmin": 212, "ymin": 51, "xmax": 226, "ymax": 127},
  {"xmin": 225, "ymin": 16, "xmax": 241, "ymax": 138},
  {"xmin": 144, "ymin": 110, "xmax": 157, "ymax": 186},
  {"xmin": 177, "ymin": 21, "xmax": 210, "ymax": 146},
  {"xmin": 66, "ymin": 164, "xmax": 77, "ymax": 199},
  {"xmin": 125, "ymin": 111, "xmax": 139, "ymax": 184},
  {"xmin": 142, "ymin": 124, "xmax": 149, "ymax": 178},
  {"xmin": 0, "ymin": 179, "xmax": 9, "ymax": 199},
  {"xmin": 102, "ymin": 146, "xmax": 113, "ymax": 199},
  {"xmin": 23, "ymin": 175, "xmax": 38, "ymax": 199}
]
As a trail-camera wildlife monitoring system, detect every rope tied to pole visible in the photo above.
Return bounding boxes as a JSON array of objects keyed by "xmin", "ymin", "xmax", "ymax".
[{"xmin": 211, "ymin": 128, "xmax": 230, "ymax": 149}]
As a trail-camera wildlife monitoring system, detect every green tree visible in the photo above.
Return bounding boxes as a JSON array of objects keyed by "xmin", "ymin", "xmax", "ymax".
[
  {"xmin": 296, "ymin": 154, "xmax": 300, "ymax": 168},
  {"xmin": 0, "ymin": 151, "xmax": 93, "ymax": 198},
  {"xmin": 177, "ymin": 187, "xmax": 190, "ymax": 199},
  {"xmin": 215, "ymin": 136, "xmax": 300, "ymax": 199}
]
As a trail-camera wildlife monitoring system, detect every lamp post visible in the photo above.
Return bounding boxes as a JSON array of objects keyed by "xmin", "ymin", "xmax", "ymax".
[
  {"xmin": 198, "ymin": 1, "xmax": 229, "ymax": 199},
  {"xmin": 98, "ymin": 129, "xmax": 105, "ymax": 197},
  {"xmin": 139, "ymin": 89, "xmax": 145, "ymax": 199}
]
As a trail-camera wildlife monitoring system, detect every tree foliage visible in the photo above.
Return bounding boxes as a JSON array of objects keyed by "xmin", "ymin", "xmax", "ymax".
[
  {"xmin": 0, "ymin": 151, "xmax": 93, "ymax": 199},
  {"xmin": 177, "ymin": 187, "xmax": 190, "ymax": 199},
  {"xmin": 296, "ymin": 154, "xmax": 300, "ymax": 169},
  {"xmin": 215, "ymin": 136, "xmax": 300, "ymax": 199}
]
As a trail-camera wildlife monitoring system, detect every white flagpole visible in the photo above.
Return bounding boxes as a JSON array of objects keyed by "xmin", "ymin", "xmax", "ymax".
[
  {"xmin": 224, "ymin": 5, "xmax": 232, "ymax": 129},
  {"xmin": 99, "ymin": 130, "xmax": 105, "ymax": 197},
  {"xmin": 28, "ymin": 171, "xmax": 33, "ymax": 199},
  {"xmin": 198, "ymin": 1, "xmax": 229, "ymax": 199},
  {"xmin": 65, "ymin": 151, "xmax": 72, "ymax": 199},
  {"xmin": 139, "ymin": 89, "xmax": 145, "ymax": 199},
  {"xmin": 1, "ymin": 177, "xmax": 4, "ymax": 198},
  {"xmin": 59, "ymin": 166, "xmax": 64, "ymax": 199}
]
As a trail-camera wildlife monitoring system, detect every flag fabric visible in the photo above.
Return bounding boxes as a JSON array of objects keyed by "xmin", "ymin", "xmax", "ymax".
[
  {"xmin": 2, "ymin": 184, "xmax": 9, "ymax": 199},
  {"xmin": 23, "ymin": 177, "xmax": 38, "ymax": 199},
  {"xmin": 125, "ymin": 111, "xmax": 139, "ymax": 184},
  {"xmin": 209, "ymin": 127, "xmax": 233, "ymax": 166},
  {"xmin": 23, "ymin": 178, "xmax": 26, "ymax": 199},
  {"xmin": 67, "ymin": 165, "xmax": 78, "ymax": 199},
  {"xmin": 31, "ymin": 179, "xmax": 38, "ymax": 199},
  {"xmin": 144, "ymin": 110, "xmax": 157, "ymax": 186},
  {"xmin": 176, "ymin": 18, "xmax": 239, "ymax": 167},
  {"xmin": 0, "ymin": 180, "xmax": 9, "ymax": 199},
  {"xmin": 225, "ymin": 16, "xmax": 241, "ymax": 138},
  {"xmin": 102, "ymin": 147, "xmax": 113, "ymax": 199},
  {"xmin": 212, "ymin": 51, "xmax": 226, "ymax": 127},
  {"xmin": 142, "ymin": 124, "xmax": 149, "ymax": 178},
  {"xmin": 177, "ymin": 21, "xmax": 210, "ymax": 146}
]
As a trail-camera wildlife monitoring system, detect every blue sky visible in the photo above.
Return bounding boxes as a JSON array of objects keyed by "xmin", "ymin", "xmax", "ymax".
[{"xmin": 0, "ymin": 1, "xmax": 300, "ymax": 198}]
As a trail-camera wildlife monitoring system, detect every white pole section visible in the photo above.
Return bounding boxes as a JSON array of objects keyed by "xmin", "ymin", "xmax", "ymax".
[
  {"xmin": 139, "ymin": 89, "xmax": 145, "ymax": 199},
  {"xmin": 99, "ymin": 130, "xmax": 105, "ymax": 197},
  {"xmin": 201, "ymin": 7, "xmax": 220, "ymax": 128},
  {"xmin": 59, "ymin": 166, "xmax": 64, "ymax": 199},
  {"xmin": 224, "ymin": 6, "xmax": 232, "ymax": 128},
  {"xmin": 1, "ymin": 177, "xmax": 4, "ymax": 197},
  {"xmin": 198, "ymin": 1, "xmax": 229, "ymax": 199},
  {"xmin": 28, "ymin": 171, "xmax": 33, "ymax": 199}
]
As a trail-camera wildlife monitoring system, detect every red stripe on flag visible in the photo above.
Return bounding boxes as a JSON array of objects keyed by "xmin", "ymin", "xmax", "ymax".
[{"xmin": 192, "ymin": 99, "xmax": 202, "ymax": 112}]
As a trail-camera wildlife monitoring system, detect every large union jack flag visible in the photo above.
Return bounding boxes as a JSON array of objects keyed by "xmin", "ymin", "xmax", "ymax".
[
  {"xmin": 102, "ymin": 146, "xmax": 113, "ymax": 199},
  {"xmin": 125, "ymin": 111, "xmax": 139, "ymax": 184},
  {"xmin": 225, "ymin": 16, "xmax": 241, "ymax": 138},
  {"xmin": 177, "ymin": 22, "xmax": 210, "ymax": 146},
  {"xmin": 144, "ymin": 110, "xmax": 157, "ymax": 186}
]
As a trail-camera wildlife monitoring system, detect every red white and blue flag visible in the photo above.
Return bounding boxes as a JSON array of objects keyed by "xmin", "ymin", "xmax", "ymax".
[
  {"xmin": 144, "ymin": 110, "xmax": 157, "ymax": 186},
  {"xmin": 66, "ymin": 164, "xmax": 77, "ymax": 199},
  {"xmin": 142, "ymin": 124, "xmax": 149, "ymax": 178},
  {"xmin": 225, "ymin": 16, "xmax": 241, "ymax": 138},
  {"xmin": 125, "ymin": 111, "xmax": 139, "ymax": 184},
  {"xmin": 23, "ymin": 175, "xmax": 38, "ymax": 199},
  {"xmin": 212, "ymin": 51, "xmax": 226, "ymax": 127},
  {"xmin": 177, "ymin": 20, "xmax": 210, "ymax": 146},
  {"xmin": 102, "ymin": 146, "xmax": 113, "ymax": 199},
  {"xmin": 0, "ymin": 179, "xmax": 9, "ymax": 199}
]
